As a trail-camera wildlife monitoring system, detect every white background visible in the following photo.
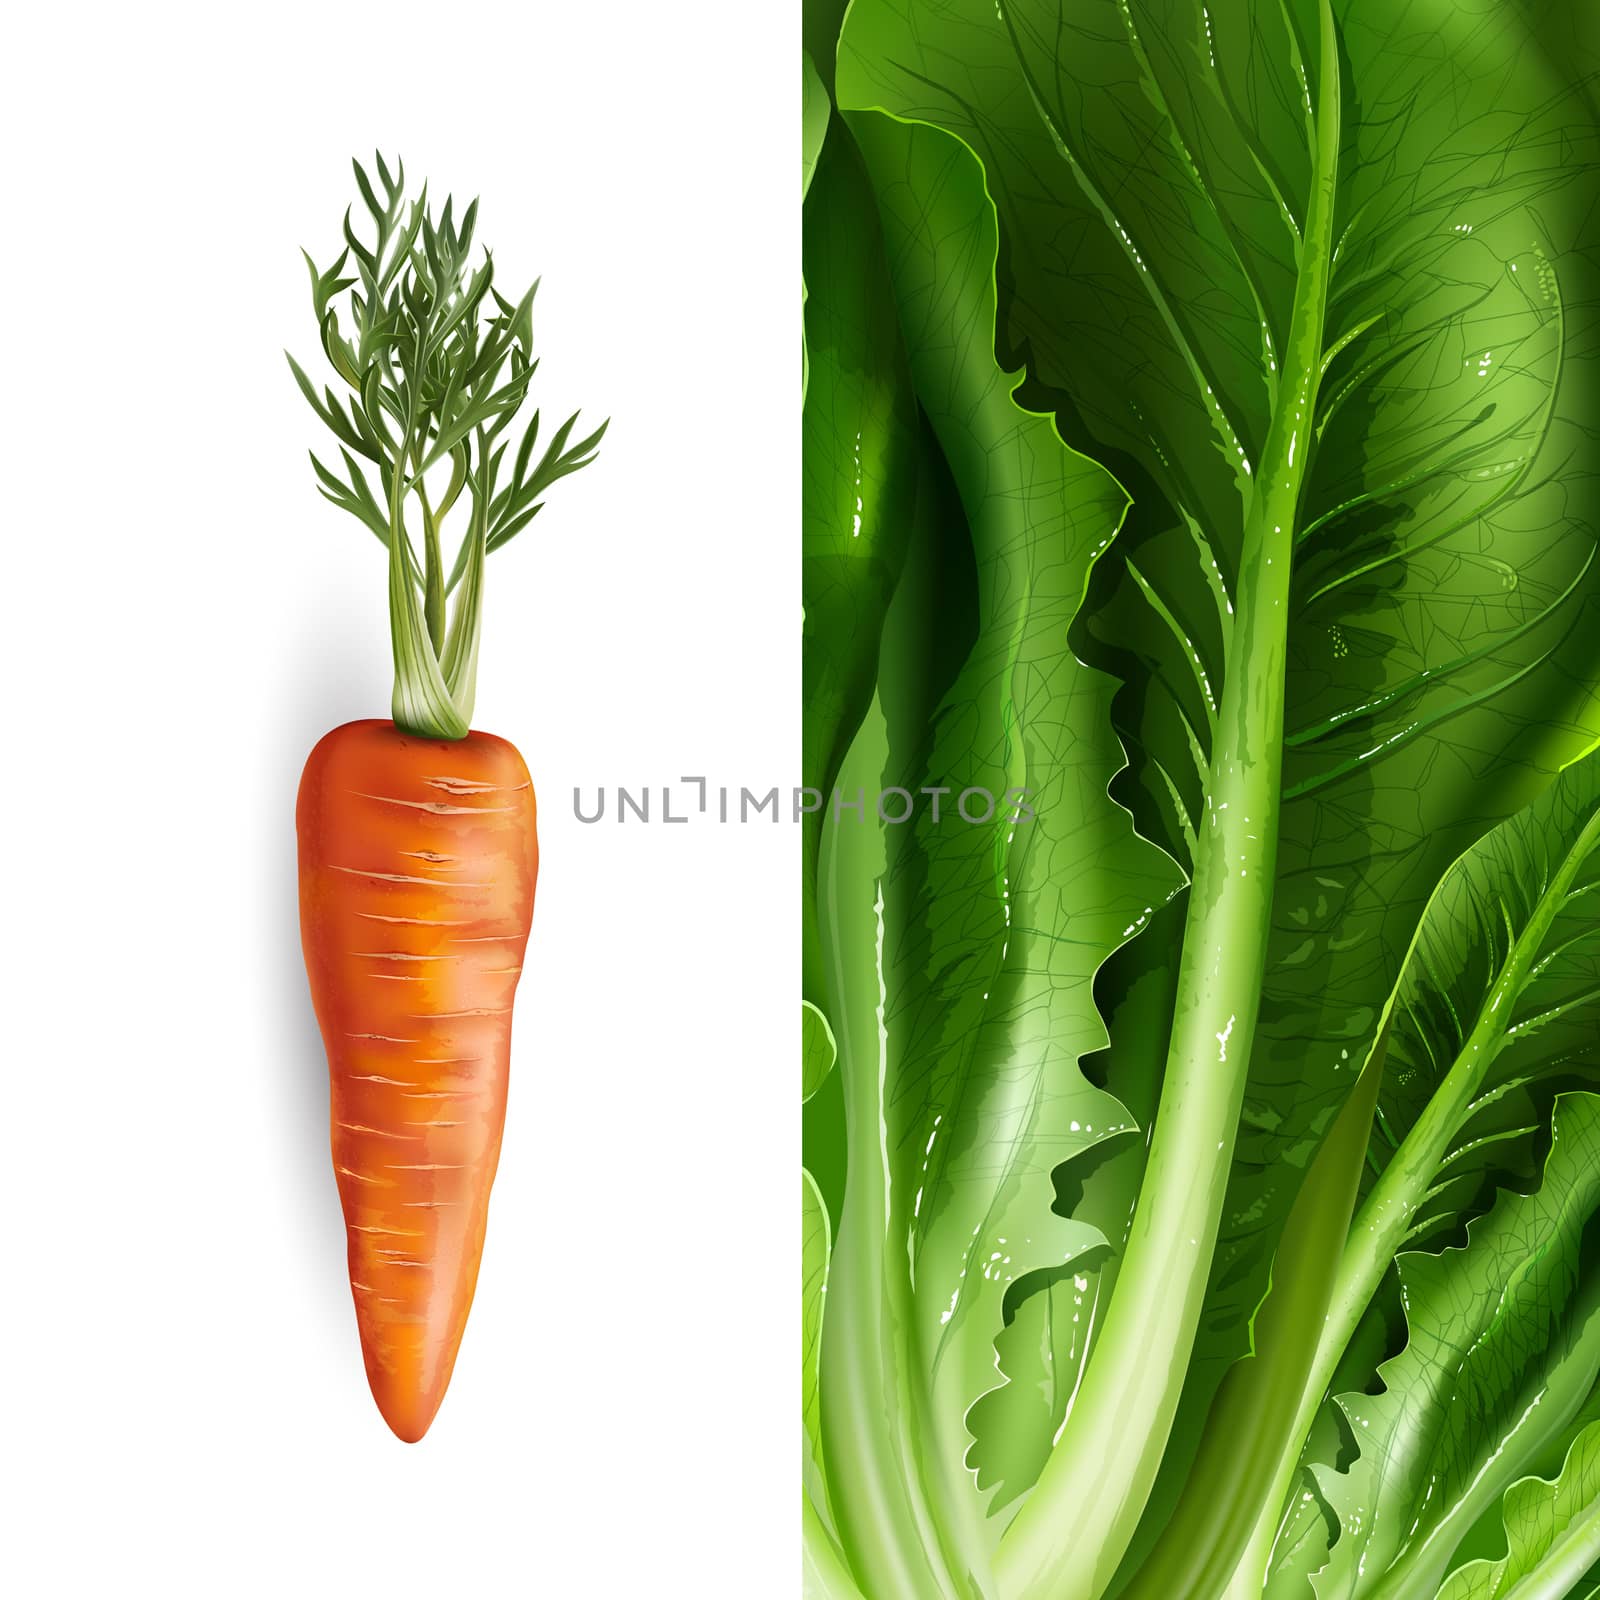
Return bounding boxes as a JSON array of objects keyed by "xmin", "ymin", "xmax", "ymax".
[{"xmin": 3, "ymin": 3, "xmax": 795, "ymax": 1593}]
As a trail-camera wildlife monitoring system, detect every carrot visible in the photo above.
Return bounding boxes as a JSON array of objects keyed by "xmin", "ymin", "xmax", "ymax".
[
  {"xmin": 298, "ymin": 721, "xmax": 536, "ymax": 1441},
  {"xmin": 289, "ymin": 155, "xmax": 602, "ymax": 1439}
]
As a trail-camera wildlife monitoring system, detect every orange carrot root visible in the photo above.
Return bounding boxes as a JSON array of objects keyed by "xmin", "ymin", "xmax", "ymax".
[{"xmin": 297, "ymin": 719, "xmax": 537, "ymax": 1441}]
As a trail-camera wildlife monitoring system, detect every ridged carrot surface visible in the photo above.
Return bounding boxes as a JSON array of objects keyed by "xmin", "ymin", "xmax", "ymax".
[{"xmin": 297, "ymin": 718, "xmax": 538, "ymax": 1442}]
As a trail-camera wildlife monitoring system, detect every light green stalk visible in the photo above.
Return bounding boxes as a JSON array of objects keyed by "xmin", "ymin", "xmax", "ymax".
[
  {"xmin": 1122, "ymin": 1030, "xmax": 1386, "ymax": 1600},
  {"xmin": 818, "ymin": 702, "xmax": 976, "ymax": 1600},
  {"xmin": 415, "ymin": 470, "xmax": 446, "ymax": 652},
  {"xmin": 438, "ymin": 429, "xmax": 490, "ymax": 724},
  {"xmin": 805, "ymin": 1495, "xmax": 869, "ymax": 1600},
  {"xmin": 993, "ymin": 7, "xmax": 1343, "ymax": 1595},
  {"xmin": 387, "ymin": 389, "xmax": 469, "ymax": 740},
  {"xmin": 1221, "ymin": 802, "xmax": 1600, "ymax": 1597}
]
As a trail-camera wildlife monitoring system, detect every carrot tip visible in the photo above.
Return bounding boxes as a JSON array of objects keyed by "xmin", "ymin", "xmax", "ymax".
[{"xmin": 376, "ymin": 1394, "xmax": 438, "ymax": 1444}]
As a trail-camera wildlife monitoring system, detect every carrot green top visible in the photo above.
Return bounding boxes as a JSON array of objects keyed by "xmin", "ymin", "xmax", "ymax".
[{"xmin": 290, "ymin": 154, "xmax": 605, "ymax": 739}]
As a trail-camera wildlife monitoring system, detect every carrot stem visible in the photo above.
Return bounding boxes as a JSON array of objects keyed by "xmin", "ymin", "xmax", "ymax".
[
  {"xmin": 387, "ymin": 390, "xmax": 468, "ymax": 739},
  {"xmin": 291, "ymin": 154, "xmax": 606, "ymax": 739},
  {"xmin": 416, "ymin": 469, "xmax": 446, "ymax": 654}
]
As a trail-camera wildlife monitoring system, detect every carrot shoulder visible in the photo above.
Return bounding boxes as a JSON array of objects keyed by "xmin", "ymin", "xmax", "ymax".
[{"xmin": 297, "ymin": 718, "xmax": 537, "ymax": 1442}]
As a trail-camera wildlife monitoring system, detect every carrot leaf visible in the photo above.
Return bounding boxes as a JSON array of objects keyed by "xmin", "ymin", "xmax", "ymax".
[{"xmin": 291, "ymin": 152, "xmax": 605, "ymax": 736}]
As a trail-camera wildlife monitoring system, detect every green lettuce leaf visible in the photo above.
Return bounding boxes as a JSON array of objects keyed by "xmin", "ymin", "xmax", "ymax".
[
  {"xmin": 801, "ymin": 90, "xmax": 922, "ymax": 1229},
  {"xmin": 835, "ymin": 5, "xmax": 1600, "ymax": 1589},
  {"xmin": 1234, "ymin": 751, "xmax": 1600, "ymax": 1595},
  {"xmin": 1370, "ymin": 756, "xmax": 1600, "ymax": 1258},
  {"xmin": 802, "ymin": 52, "xmax": 829, "ymax": 203},
  {"xmin": 806, "ymin": 6, "xmax": 1600, "ymax": 1599},
  {"xmin": 812, "ymin": 103, "xmax": 1179, "ymax": 1588},
  {"xmin": 843, "ymin": 105, "xmax": 1180, "ymax": 1548},
  {"xmin": 801, "ymin": 101, "xmax": 920, "ymax": 1013},
  {"xmin": 805, "ymin": 58, "xmax": 976, "ymax": 1596},
  {"xmin": 1266, "ymin": 1475, "xmax": 1341, "ymax": 1600},
  {"xmin": 1436, "ymin": 1419, "xmax": 1600, "ymax": 1600},
  {"xmin": 1310, "ymin": 1093, "xmax": 1600, "ymax": 1598},
  {"xmin": 802, "ymin": 1001, "xmax": 837, "ymax": 1104}
]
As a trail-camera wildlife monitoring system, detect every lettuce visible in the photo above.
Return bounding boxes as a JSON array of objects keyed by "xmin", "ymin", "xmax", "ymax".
[
  {"xmin": 1436, "ymin": 1418, "xmax": 1600, "ymax": 1600},
  {"xmin": 802, "ymin": 3, "xmax": 1600, "ymax": 1598}
]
